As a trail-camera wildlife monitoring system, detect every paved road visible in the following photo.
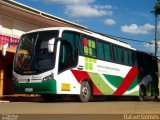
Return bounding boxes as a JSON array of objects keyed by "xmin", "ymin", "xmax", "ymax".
[
  {"xmin": 0, "ymin": 101, "xmax": 160, "ymax": 114},
  {"xmin": 0, "ymin": 96, "xmax": 160, "ymax": 120}
]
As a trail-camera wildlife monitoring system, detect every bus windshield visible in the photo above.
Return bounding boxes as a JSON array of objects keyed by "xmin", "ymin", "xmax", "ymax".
[{"xmin": 13, "ymin": 30, "xmax": 59, "ymax": 75}]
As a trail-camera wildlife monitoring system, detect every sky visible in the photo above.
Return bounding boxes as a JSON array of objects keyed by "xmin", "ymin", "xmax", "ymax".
[{"xmin": 15, "ymin": 0, "xmax": 160, "ymax": 56}]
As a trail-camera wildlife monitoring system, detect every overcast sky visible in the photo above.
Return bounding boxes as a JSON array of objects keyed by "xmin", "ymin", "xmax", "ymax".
[{"xmin": 16, "ymin": 0, "xmax": 160, "ymax": 56}]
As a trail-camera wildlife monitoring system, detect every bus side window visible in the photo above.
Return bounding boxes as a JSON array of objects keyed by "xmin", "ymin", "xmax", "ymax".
[
  {"xmin": 112, "ymin": 45, "xmax": 123, "ymax": 64},
  {"xmin": 117, "ymin": 47, "xmax": 123, "ymax": 64},
  {"xmin": 97, "ymin": 41, "xmax": 104, "ymax": 60},
  {"xmin": 132, "ymin": 52, "xmax": 137, "ymax": 67},
  {"xmin": 128, "ymin": 50, "xmax": 133, "ymax": 66},
  {"xmin": 104, "ymin": 43, "xmax": 111, "ymax": 61},
  {"xmin": 124, "ymin": 49, "xmax": 129, "ymax": 65},
  {"xmin": 124, "ymin": 49, "xmax": 133, "ymax": 66},
  {"xmin": 112, "ymin": 45, "xmax": 118, "ymax": 63}
]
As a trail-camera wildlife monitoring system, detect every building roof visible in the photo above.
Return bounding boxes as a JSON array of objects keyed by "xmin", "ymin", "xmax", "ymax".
[{"xmin": 0, "ymin": 0, "xmax": 87, "ymax": 29}]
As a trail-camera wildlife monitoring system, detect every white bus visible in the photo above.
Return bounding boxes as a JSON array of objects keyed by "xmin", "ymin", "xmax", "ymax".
[{"xmin": 2, "ymin": 27, "xmax": 159, "ymax": 102}]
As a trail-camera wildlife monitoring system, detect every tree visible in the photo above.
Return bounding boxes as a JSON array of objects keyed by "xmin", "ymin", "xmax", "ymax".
[{"xmin": 155, "ymin": 0, "xmax": 160, "ymax": 14}]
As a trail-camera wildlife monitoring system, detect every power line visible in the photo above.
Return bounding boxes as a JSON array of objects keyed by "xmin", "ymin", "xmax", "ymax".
[
  {"xmin": 92, "ymin": 30, "xmax": 154, "ymax": 44},
  {"xmin": 106, "ymin": 34, "xmax": 154, "ymax": 44}
]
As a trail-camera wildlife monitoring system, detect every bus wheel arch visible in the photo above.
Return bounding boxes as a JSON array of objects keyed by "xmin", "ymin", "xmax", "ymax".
[
  {"xmin": 139, "ymin": 84, "xmax": 146, "ymax": 101},
  {"xmin": 79, "ymin": 79, "xmax": 93, "ymax": 102}
]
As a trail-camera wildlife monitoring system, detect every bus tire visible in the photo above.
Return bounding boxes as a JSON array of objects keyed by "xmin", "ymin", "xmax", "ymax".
[
  {"xmin": 79, "ymin": 81, "xmax": 92, "ymax": 102},
  {"xmin": 139, "ymin": 86, "xmax": 145, "ymax": 101},
  {"xmin": 41, "ymin": 94, "xmax": 55, "ymax": 102},
  {"xmin": 155, "ymin": 96, "xmax": 158, "ymax": 101}
]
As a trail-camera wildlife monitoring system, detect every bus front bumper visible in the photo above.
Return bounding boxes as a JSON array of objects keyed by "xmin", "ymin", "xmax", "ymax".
[{"xmin": 13, "ymin": 80, "xmax": 57, "ymax": 94}]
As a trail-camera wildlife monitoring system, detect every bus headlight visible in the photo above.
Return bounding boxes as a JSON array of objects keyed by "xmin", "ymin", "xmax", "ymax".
[{"xmin": 43, "ymin": 73, "xmax": 54, "ymax": 81}]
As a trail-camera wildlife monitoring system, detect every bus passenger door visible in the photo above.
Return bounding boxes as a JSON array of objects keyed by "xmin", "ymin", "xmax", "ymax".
[
  {"xmin": 58, "ymin": 41, "xmax": 73, "ymax": 73},
  {"xmin": 56, "ymin": 40, "xmax": 80, "ymax": 94}
]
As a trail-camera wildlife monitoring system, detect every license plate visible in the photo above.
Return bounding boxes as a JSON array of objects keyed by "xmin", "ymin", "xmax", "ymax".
[{"xmin": 25, "ymin": 88, "xmax": 33, "ymax": 92}]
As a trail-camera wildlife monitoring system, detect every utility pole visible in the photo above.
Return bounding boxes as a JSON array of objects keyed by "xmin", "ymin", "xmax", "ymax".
[
  {"xmin": 154, "ymin": 0, "xmax": 160, "ymax": 56},
  {"xmin": 155, "ymin": 13, "xmax": 158, "ymax": 56}
]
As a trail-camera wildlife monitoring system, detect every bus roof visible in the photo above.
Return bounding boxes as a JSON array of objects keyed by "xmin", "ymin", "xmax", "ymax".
[{"xmin": 25, "ymin": 27, "xmax": 136, "ymax": 50}]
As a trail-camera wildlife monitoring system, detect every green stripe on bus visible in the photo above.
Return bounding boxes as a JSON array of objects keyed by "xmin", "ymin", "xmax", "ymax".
[
  {"xmin": 13, "ymin": 80, "xmax": 57, "ymax": 94},
  {"xmin": 103, "ymin": 74, "xmax": 139, "ymax": 91},
  {"xmin": 88, "ymin": 73, "xmax": 114, "ymax": 95},
  {"xmin": 129, "ymin": 90, "xmax": 139, "ymax": 96},
  {"xmin": 103, "ymin": 74, "xmax": 123, "ymax": 89}
]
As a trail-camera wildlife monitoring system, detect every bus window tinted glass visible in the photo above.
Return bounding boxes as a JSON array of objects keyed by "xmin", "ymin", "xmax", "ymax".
[
  {"xmin": 128, "ymin": 51, "xmax": 133, "ymax": 66},
  {"xmin": 117, "ymin": 47, "xmax": 123, "ymax": 63},
  {"xmin": 124, "ymin": 49, "xmax": 129, "ymax": 65},
  {"xmin": 113, "ymin": 46, "xmax": 118, "ymax": 62},
  {"xmin": 62, "ymin": 31, "xmax": 80, "ymax": 66},
  {"xmin": 97, "ymin": 41, "xmax": 104, "ymax": 60},
  {"xmin": 104, "ymin": 43, "xmax": 111, "ymax": 61},
  {"xmin": 124, "ymin": 49, "xmax": 133, "ymax": 66}
]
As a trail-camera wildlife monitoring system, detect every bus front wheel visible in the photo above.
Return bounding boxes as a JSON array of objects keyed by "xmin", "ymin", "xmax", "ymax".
[
  {"xmin": 79, "ymin": 81, "xmax": 92, "ymax": 102},
  {"xmin": 41, "ymin": 94, "xmax": 55, "ymax": 102}
]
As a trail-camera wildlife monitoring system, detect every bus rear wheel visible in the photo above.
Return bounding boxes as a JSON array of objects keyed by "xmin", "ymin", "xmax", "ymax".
[
  {"xmin": 139, "ymin": 86, "xmax": 145, "ymax": 101},
  {"xmin": 79, "ymin": 81, "xmax": 92, "ymax": 102}
]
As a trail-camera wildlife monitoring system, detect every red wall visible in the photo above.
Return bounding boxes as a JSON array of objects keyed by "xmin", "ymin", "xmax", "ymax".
[{"xmin": 0, "ymin": 34, "xmax": 19, "ymax": 49}]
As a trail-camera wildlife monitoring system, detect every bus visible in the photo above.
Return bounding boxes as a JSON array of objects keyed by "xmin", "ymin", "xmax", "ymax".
[{"xmin": 2, "ymin": 27, "xmax": 159, "ymax": 102}]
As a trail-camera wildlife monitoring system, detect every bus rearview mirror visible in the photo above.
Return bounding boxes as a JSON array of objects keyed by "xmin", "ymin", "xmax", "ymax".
[{"xmin": 48, "ymin": 38, "xmax": 55, "ymax": 53}]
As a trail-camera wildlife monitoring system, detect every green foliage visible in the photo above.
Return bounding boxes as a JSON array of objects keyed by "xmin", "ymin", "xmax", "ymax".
[{"xmin": 155, "ymin": 1, "xmax": 160, "ymax": 14}]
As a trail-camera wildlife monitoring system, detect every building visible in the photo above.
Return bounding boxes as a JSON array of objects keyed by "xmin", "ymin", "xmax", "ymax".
[{"xmin": 0, "ymin": 0, "xmax": 87, "ymax": 96}]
